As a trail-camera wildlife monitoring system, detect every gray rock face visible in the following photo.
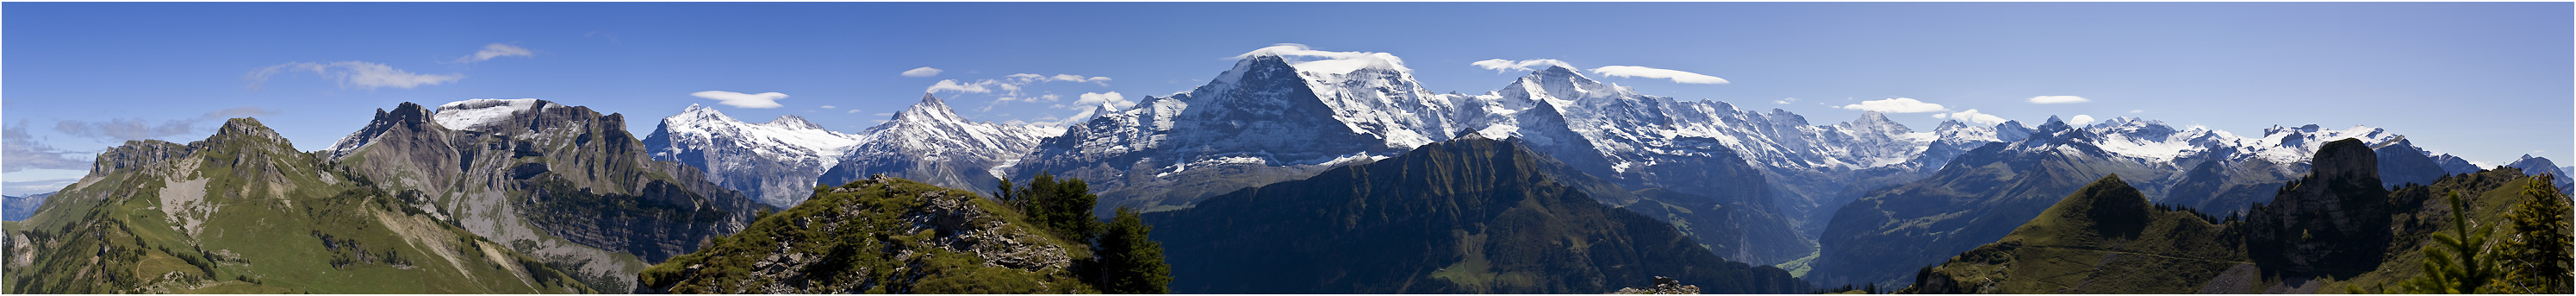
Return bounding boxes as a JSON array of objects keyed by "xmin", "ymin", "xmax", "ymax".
[
  {"xmin": 880, "ymin": 178, "xmax": 1073, "ymax": 272},
  {"xmin": 2246, "ymin": 139, "xmax": 2393, "ymax": 277},
  {"xmin": 331, "ymin": 99, "xmax": 763, "ymax": 292}
]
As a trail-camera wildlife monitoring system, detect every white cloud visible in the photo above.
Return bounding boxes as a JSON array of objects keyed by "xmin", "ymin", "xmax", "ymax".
[
  {"xmin": 1470, "ymin": 59, "xmax": 1573, "ymax": 72},
  {"xmin": 2027, "ymin": 95, "xmax": 2091, "ymax": 104},
  {"xmin": 1075, "ymin": 91, "xmax": 1136, "ymax": 110},
  {"xmin": 819, "ymin": 105, "xmax": 837, "ymax": 109},
  {"xmin": 691, "ymin": 91, "xmax": 787, "ymax": 109},
  {"xmin": 902, "ymin": 66, "xmax": 943, "ymax": 78},
  {"xmin": 1835, "ymin": 98, "xmax": 1950, "ymax": 113},
  {"xmin": 1037, "ymin": 94, "xmax": 1061, "ymax": 102},
  {"xmin": 927, "ymin": 79, "xmax": 999, "ymax": 93},
  {"xmin": 846, "ymin": 109, "xmax": 862, "ymax": 114},
  {"xmin": 1235, "ymin": 43, "xmax": 1409, "ymax": 73},
  {"xmin": 930, "ymin": 72, "xmax": 1114, "ymax": 98},
  {"xmin": 1932, "ymin": 109, "xmax": 2010, "ymax": 125},
  {"xmin": 4, "ymin": 123, "xmax": 90, "ymax": 173},
  {"xmin": 1000, "ymin": 73, "xmax": 1112, "ymax": 86},
  {"xmin": 1588, "ymin": 66, "xmax": 1729, "ymax": 85},
  {"xmin": 249, "ymin": 61, "xmax": 463, "ymax": 90},
  {"xmin": 456, "ymin": 43, "xmax": 533, "ymax": 63},
  {"xmin": 1774, "ymin": 98, "xmax": 1801, "ymax": 104},
  {"xmin": 2067, "ymin": 115, "xmax": 2097, "ymax": 125},
  {"xmin": 2129, "ymin": 110, "xmax": 2145, "ymax": 114}
]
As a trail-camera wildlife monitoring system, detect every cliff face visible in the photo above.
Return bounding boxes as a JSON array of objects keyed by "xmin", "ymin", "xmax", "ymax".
[
  {"xmin": 2246, "ymin": 138, "xmax": 2395, "ymax": 277},
  {"xmin": 639, "ymin": 175, "xmax": 1089, "ymax": 293},
  {"xmin": 329, "ymin": 100, "xmax": 763, "ymax": 292}
]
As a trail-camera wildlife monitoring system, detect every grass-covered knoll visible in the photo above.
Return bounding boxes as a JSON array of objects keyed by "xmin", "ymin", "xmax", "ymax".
[
  {"xmin": 1145, "ymin": 136, "xmax": 1807, "ymax": 293},
  {"xmin": 3, "ymin": 118, "xmax": 589, "ymax": 293},
  {"xmin": 638, "ymin": 175, "xmax": 1093, "ymax": 293},
  {"xmin": 1812, "ymin": 123, "xmax": 2181, "ymax": 287},
  {"xmin": 1906, "ymin": 175, "xmax": 2245, "ymax": 293},
  {"xmin": 1899, "ymin": 156, "xmax": 2570, "ymax": 293}
]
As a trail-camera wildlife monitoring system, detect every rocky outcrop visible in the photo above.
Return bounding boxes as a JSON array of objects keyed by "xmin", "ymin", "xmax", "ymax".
[
  {"xmin": 2246, "ymin": 138, "xmax": 2394, "ymax": 278},
  {"xmin": 640, "ymin": 175, "xmax": 1085, "ymax": 294},
  {"xmin": 1611, "ymin": 276, "xmax": 1702, "ymax": 294}
]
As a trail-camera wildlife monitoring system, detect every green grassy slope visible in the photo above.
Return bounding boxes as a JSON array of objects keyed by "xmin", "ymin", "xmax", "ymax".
[
  {"xmin": 1907, "ymin": 175, "xmax": 2245, "ymax": 293},
  {"xmin": 2, "ymin": 118, "xmax": 588, "ymax": 293}
]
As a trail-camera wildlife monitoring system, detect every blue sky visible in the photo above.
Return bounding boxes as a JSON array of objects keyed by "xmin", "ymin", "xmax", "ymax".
[{"xmin": 5, "ymin": 2, "xmax": 2569, "ymax": 195}]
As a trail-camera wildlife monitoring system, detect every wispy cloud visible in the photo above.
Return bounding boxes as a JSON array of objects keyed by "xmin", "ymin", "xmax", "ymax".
[
  {"xmin": 1835, "ymin": 98, "xmax": 1949, "ymax": 113},
  {"xmin": 248, "ymin": 61, "xmax": 462, "ymax": 90},
  {"xmin": 1932, "ymin": 109, "xmax": 2010, "ymax": 125},
  {"xmin": 1774, "ymin": 98, "xmax": 1801, "ymax": 104},
  {"xmin": 454, "ymin": 43, "xmax": 534, "ymax": 63},
  {"xmin": 2027, "ymin": 95, "xmax": 2091, "ymax": 104},
  {"xmin": 49, "ymin": 107, "xmax": 283, "ymax": 142},
  {"xmin": 926, "ymin": 72, "xmax": 1113, "ymax": 96},
  {"xmin": 1005, "ymin": 73, "xmax": 1112, "ymax": 86},
  {"xmin": 4, "ymin": 122, "xmax": 91, "ymax": 173},
  {"xmin": 1588, "ymin": 66, "xmax": 1728, "ymax": 85},
  {"xmin": 927, "ymin": 79, "xmax": 1004, "ymax": 94},
  {"xmin": 902, "ymin": 66, "xmax": 943, "ymax": 78},
  {"xmin": 1076, "ymin": 91, "xmax": 1136, "ymax": 110},
  {"xmin": 692, "ymin": 91, "xmax": 788, "ymax": 109},
  {"xmin": 1470, "ymin": 59, "xmax": 1572, "ymax": 72},
  {"xmin": 2128, "ymin": 110, "xmax": 2145, "ymax": 114},
  {"xmin": 1235, "ymin": 43, "xmax": 1409, "ymax": 73}
]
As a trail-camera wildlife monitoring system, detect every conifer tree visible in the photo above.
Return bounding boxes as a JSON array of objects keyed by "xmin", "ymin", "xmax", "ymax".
[
  {"xmin": 2502, "ymin": 179, "xmax": 2573, "ymax": 293},
  {"xmin": 2401, "ymin": 192, "xmax": 2504, "ymax": 293},
  {"xmin": 1092, "ymin": 207, "xmax": 1173, "ymax": 293}
]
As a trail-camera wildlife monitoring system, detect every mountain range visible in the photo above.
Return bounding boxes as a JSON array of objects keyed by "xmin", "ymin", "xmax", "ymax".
[{"xmin": 5, "ymin": 45, "xmax": 2565, "ymax": 293}]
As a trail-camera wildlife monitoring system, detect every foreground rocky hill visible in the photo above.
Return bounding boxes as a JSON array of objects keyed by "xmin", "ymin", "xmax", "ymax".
[{"xmin": 638, "ymin": 175, "xmax": 1091, "ymax": 293}]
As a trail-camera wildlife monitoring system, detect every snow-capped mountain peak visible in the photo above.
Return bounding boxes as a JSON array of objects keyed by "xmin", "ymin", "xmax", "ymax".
[
  {"xmin": 881, "ymin": 93, "xmax": 980, "ymax": 129},
  {"xmin": 644, "ymin": 103, "xmax": 867, "ymax": 206},
  {"xmin": 764, "ymin": 115, "xmax": 824, "ymax": 130},
  {"xmin": 1839, "ymin": 111, "xmax": 1913, "ymax": 135}
]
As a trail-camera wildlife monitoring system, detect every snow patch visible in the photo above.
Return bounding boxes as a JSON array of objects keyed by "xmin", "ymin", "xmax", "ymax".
[{"xmin": 433, "ymin": 98, "xmax": 542, "ymax": 130}]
